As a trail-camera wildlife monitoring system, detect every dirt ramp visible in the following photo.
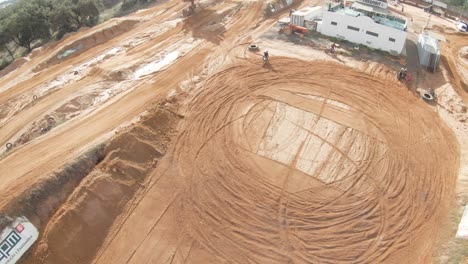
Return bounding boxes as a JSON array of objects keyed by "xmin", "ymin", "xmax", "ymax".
[
  {"xmin": 0, "ymin": 145, "xmax": 106, "ymax": 232},
  {"xmin": 22, "ymin": 106, "xmax": 180, "ymax": 264},
  {"xmin": 34, "ymin": 19, "xmax": 140, "ymax": 72},
  {"xmin": 0, "ymin": 57, "xmax": 30, "ymax": 78}
]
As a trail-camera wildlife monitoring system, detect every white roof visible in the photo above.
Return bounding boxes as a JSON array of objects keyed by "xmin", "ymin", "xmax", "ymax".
[
  {"xmin": 293, "ymin": 6, "xmax": 321, "ymax": 16},
  {"xmin": 419, "ymin": 33, "xmax": 440, "ymax": 54},
  {"xmin": 352, "ymin": 2, "xmax": 390, "ymax": 15}
]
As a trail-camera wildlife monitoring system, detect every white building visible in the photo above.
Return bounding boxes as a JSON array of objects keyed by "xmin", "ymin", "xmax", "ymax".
[{"xmin": 290, "ymin": 1, "xmax": 408, "ymax": 54}]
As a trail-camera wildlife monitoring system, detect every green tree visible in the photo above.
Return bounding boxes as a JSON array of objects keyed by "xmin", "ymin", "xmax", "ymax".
[
  {"xmin": 102, "ymin": 0, "xmax": 120, "ymax": 8},
  {"xmin": 70, "ymin": 0, "xmax": 100, "ymax": 28},
  {"xmin": 0, "ymin": 26, "xmax": 15, "ymax": 60},
  {"xmin": 0, "ymin": 11, "xmax": 15, "ymax": 60},
  {"xmin": 121, "ymin": 0, "xmax": 139, "ymax": 11},
  {"xmin": 50, "ymin": 0, "xmax": 100, "ymax": 39},
  {"xmin": 0, "ymin": 0, "xmax": 104, "ymax": 68},
  {"xmin": 120, "ymin": 0, "xmax": 156, "ymax": 13},
  {"xmin": 6, "ymin": 0, "xmax": 52, "ymax": 51},
  {"xmin": 50, "ymin": 4, "xmax": 78, "ymax": 39},
  {"xmin": 449, "ymin": 0, "xmax": 464, "ymax": 6}
]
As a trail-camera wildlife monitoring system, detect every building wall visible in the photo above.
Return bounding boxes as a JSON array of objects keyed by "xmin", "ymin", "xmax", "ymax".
[
  {"xmin": 417, "ymin": 34, "xmax": 440, "ymax": 71},
  {"xmin": 319, "ymin": 11, "xmax": 407, "ymax": 54}
]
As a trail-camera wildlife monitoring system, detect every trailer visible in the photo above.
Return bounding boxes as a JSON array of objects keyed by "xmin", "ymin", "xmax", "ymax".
[{"xmin": 290, "ymin": 6, "xmax": 322, "ymax": 27}]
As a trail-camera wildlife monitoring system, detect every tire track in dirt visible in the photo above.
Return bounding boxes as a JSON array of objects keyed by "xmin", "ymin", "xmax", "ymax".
[
  {"xmin": 17, "ymin": 106, "xmax": 181, "ymax": 264},
  {"xmin": 180, "ymin": 59, "xmax": 458, "ymax": 262},
  {"xmin": 0, "ymin": 0, "xmax": 246, "ymax": 206},
  {"xmin": 94, "ymin": 58, "xmax": 458, "ymax": 263},
  {"xmin": 0, "ymin": 1, "xmax": 187, "ymax": 133}
]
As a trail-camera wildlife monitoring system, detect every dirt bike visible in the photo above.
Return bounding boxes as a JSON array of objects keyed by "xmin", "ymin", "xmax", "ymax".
[
  {"xmin": 397, "ymin": 71, "xmax": 412, "ymax": 82},
  {"xmin": 262, "ymin": 55, "xmax": 269, "ymax": 66},
  {"xmin": 324, "ymin": 46, "xmax": 337, "ymax": 55}
]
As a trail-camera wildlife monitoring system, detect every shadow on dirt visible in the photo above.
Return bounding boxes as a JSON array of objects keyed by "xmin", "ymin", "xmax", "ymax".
[{"xmin": 182, "ymin": 7, "xmax": 227, "ymax": 45}]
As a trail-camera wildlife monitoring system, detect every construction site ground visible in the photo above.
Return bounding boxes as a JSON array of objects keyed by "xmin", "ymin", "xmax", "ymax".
[{"xmin": 0, "ymin": 0, "xmax": 467, "ymax": 263}]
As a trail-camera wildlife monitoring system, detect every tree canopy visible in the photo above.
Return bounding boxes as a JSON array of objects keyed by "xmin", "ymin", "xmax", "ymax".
[
  {"xmin": 120, "ymin": 0, "xmax": 157, "ymax": 14},
  {"xmin": 439, "ymin": 0, "xmax": 468, "ymax": 12},
  {"xmin": 0, "ymin": 0, "xmax": 101, "ymax": 52},
  {"xmin": 50, "ymin": 0, "xmax": 101, "ymax": 39}
]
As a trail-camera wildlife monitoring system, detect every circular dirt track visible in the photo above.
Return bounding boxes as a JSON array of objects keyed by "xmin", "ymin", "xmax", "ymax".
[{"xmin": 173, "ymin": 58, "xmax": 459, "ymax": 263}]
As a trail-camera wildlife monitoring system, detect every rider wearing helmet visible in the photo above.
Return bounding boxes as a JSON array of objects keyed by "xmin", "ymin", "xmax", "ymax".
[
  {"xmin": 263, "ymin": 51, "xmax": 269, "ymax": 60},
  {"xmin": 399, "ymin": 67, "xmax": 407, "ymax": 80}
]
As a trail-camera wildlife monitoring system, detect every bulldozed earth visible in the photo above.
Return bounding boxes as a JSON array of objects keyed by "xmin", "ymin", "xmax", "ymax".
[{"xmin": 0, "ymin": 0, "xmax": 467, "ymax": 263}]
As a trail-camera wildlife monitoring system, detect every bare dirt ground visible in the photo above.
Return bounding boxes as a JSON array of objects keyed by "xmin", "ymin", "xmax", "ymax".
[
  {"xmin": 399, "ymin": 4, "xmax": 468, "ymax": 263},
  {"xmin": 0, "ymin": 0, "xmax": 466, "ymax": 263},
  {"xmin": 89, "ymin": 58, "xmax": 458, "ymax": 264}
]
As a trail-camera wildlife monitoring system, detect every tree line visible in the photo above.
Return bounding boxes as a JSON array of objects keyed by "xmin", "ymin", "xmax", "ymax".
[
  {"xmin": 0, "ymin": 0, "xmax": 163, "ymax": 70},
  {"xmin": 120, "ymin": 0, "xmax": 158, "ymax": 14},
  {"xmin": 437, "ymin": 0, "xmax": 468, "ymax": 12},
  {"xmin": 0, "ymin": 0, "xmax": 103, "ymax": 70}
]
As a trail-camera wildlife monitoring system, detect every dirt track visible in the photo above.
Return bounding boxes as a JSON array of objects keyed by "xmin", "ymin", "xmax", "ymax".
[
  {"xmin": 443, "ymin": 33, "xmax": 468, "ymax": 102},
  {"xmin": 0, "ymin": 0, "xmax": 464, "ymax": 263},
  {"xmin": 90, "ymin": 58, "xmax": 459, "ymax": 263},
  {"xmin": 0, "ymin": 0, "xmax": 263, "ymax": 210}
]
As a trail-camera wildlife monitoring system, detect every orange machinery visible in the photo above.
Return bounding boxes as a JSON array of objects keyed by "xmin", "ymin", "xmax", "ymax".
[{"xmin": 280, "ymin": 24, "xmax": 309, "ymax": 38}]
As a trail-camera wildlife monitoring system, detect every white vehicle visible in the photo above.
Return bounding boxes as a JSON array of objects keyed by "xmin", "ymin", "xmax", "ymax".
[
  {"xmin": 457, "ymin": 21, "xmax": 468, "ymax": 32},
  {"xmin": 0, "ymin": 217, "xmax": 38, "ymax": 264}
]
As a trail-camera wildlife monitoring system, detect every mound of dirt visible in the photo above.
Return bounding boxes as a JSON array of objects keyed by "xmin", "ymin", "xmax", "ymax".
[
  {"xmin": 22, "ymin": 105, "xmax": 181, "ymax": 264},
  {"xmin": 34, "ymin": 19, "xmax": 140, "ymax": 72},
  {"xmin": 0, "ymin": 144, "xmax": 106, "ymax": 231},
  {"xmin": 0, "ymin": 57, "xmax": 29, "ymax": 78},
  {"xmin": 104, "ymin": 69, "xmax": 131, "ymax": 81},
  {"xmin": 30, "ymin": 47, "xmax": 44, "ymax": 59},
  {"xmin": 11, "ymin": 95, "xmax": 90, "ymax": 148}
]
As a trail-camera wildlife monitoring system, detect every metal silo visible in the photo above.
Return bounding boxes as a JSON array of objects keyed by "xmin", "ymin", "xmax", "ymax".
[{"xmin": 417, "ymin": 33, "xmax": 440, "ymax": 72}]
